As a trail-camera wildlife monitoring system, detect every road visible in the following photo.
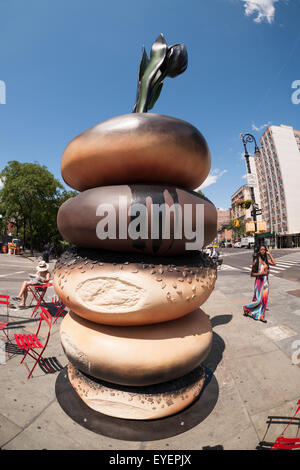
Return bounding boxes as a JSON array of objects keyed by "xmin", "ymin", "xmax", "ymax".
[
  {"xmin": 218, "ymin": 247, "xmax": 300, "ymax": 282},
  {"xmin": 0, "ymin": 253, "xmax": 56, "ymax": 299}
]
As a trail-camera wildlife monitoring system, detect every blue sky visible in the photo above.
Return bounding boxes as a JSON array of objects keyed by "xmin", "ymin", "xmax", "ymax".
[{"xmin": 0, "ymin": 0, "xmax": 299, "ymax": 209}]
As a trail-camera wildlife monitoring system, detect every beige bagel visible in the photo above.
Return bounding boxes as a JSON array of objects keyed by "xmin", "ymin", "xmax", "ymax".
[
  {"xmin": 53, "ymin": 249, "xmax": 217, "ymax": 326},
  {"xmin": 60, "ymin": 309, "xmax": 212, "ymax": 386},
  {"xmin": 61, "ymin": 113, "xmax": 211, "ymax": 191},
  {"xmin": 68, "ymin": 362, "xmax": 206, "ymax": 420},
  {"xmin": 57, "ymin": 184, "xmax": 217, "ymax": 256}
]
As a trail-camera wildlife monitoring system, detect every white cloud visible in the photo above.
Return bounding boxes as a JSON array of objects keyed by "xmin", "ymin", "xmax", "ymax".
[
  {"xmin": 242, "ymin": 174, "xmax": 247, "ymax": 179},
  {"xmin": 251, "ymin": 121, "xmax": 272, "ymax": 132},
  {"xmin": 197, "ymin": 169, "xmax": 227, "ymax": 191},
  {"xmin": 241, "ymin": 0, "xmax": 279, "ymax": 24}
]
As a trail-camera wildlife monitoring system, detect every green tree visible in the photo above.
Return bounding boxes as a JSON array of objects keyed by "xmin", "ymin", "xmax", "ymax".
[
  {"xmin": 0, "ymin": 161, "xmax": 77, "ymax": 254},
  {"xmin": 226, "ymin": 218, "xmax": 246, "ymax": 239}
]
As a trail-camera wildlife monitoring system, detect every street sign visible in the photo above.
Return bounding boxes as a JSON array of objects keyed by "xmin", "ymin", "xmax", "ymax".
[
  {"xmin": 251, "ymin": 209, "xmax": 262, "ymax": 216},
  {"xmin": 247, "ymin": 173, "xmax": 258, "ymax": 188}
]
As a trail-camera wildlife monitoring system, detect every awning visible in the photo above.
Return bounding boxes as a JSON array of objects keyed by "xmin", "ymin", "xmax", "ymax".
[{"xmin": 256, "ymin": 232, "xmax": 275, "ymax": 238}]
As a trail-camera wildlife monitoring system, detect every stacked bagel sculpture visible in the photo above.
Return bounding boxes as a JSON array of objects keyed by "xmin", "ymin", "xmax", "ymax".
[{"xmin": 54, "ymin": 34, "xmax": 218, "ymax": 421}]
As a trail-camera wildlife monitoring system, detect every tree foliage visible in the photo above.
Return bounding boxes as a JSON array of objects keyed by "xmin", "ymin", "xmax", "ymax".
[
  {"xmin": 196, "ymin": 189, "xmax": 205, "ymax": 197},
  {"xmin": 226, "ymin": 218, "xmax": 246, "ymax": 238},
  {"xmin": 0, "ymin": 161, "xmax": 77, "ymax": 253}
]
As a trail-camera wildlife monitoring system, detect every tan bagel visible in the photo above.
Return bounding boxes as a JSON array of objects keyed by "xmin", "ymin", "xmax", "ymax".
[
  {"xmin": 60, "ymin": 309, "xmax": 212, "ymax": 386},
  {"xmin": 61, "ymin": 113, "xmax": 211, "ymax": 191},
  {"xmin": 68, "ymin": 363, "xmax": 206, "ymax": 420},
  {"xmin": 57, "ymin": 184, "xmax": 217, "ymax": 256},
  {"xmin": 53, "ymin": 249, "xmax": 217, "ymax": 326}
]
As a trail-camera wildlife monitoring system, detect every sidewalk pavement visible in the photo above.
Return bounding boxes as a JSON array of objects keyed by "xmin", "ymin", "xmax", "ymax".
[{"xmin": 0, "ymin": 254, "xmax": 300, "ymax": 450}]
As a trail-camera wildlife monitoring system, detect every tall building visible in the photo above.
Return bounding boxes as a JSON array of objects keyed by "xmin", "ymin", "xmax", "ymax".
[
  {"xmin": 255, "ymin": 124, "xmax": 300, "ymax": 247},
  {"xmin": 216, "ymin": 208, "xmax": 232, "ymax": 245},
  {"xmin": 231, "ymin": 185, "xmax": 253, "ymax": 221},
  {"xmin": 217, "ymin": 208, "xmax": 231, "ymax": 231}
]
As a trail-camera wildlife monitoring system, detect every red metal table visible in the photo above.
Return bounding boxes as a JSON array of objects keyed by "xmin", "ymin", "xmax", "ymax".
[{"xmin": 27, "ymin": 282, "xmax": 53, "ymax": 318}]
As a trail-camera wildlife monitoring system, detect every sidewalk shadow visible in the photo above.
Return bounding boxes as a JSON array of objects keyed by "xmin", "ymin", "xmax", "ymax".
[
  {"xmin": 256, "ymin": 415, "xmax": 300, "ymax": 450},
  {"xmin": 204, "ymin": 314, "xmax": 232, "ymax": 376},
  {"xmin": 38, "ymin": 356, "xmax": 65, "ymax": 374},
  {"xmin": 44, "ymin": 302, "xmax": 68, "ymax": 320}
]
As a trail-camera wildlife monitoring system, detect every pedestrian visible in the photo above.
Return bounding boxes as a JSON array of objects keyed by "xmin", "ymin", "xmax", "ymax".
[
  {"xmin": 49, "ymin": 244, "xmax": 56, "ymax": 259},
  {"xmin": 243, "ymin": 245, "xmax": 276, "ymax": 323},
  {"xmin": 42, "ymin": 241, "xmax": 51, "ymax": 263},
  {"xmin": 210, "ymin": 246, "xmax": 218, "ymax": 260},
  {"xmin": 12, "ymin": 261, "xmax": 50, "ymax": 309},
  {"xmin": 205, "ymin": 246, "xmax": 211, "ymax": 256}
]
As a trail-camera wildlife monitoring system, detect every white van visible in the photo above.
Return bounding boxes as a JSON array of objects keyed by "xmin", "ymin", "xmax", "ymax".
[{"xmin": 241, "ymin": 236, "xmax": 255, "ymax": 248}]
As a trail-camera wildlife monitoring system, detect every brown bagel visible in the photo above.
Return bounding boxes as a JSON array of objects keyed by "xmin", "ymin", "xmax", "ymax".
[
  {"xmin": 67, "ymin": 363, "xmax": 206, "ymax": 420},
  {"xmin": 53, "ymin": 248, "xmax": 217, "ymax": 326},
  {"xmin": 60, "ymin": 309, "xmax": 212, "ymax": 386},
  {"xmin": 57, "ymin": 184, "xmax": 217, "ymax": 256},
  {"xmin": 61, "ymin": 113, "xmax": 211, "ymax": 191}
]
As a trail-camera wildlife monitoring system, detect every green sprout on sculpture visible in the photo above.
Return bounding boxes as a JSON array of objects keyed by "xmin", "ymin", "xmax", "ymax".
[{"xmin": 133, "ymin": 33, "xmax": 188, "ymax": 113}]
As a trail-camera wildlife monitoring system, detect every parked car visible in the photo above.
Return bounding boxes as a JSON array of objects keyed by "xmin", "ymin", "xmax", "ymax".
[{"xmin": 234, "ymin": 242, "xmax": 241, "ymax": 248}]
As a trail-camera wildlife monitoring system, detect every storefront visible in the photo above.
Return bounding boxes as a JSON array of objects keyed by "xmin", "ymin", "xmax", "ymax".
[
  {"xmin": 277, "ymin": 233, "xmax": 300, "ymax": 249},
  {"xmin": 256, "ymin": 232, "xmax": 276, "ymax": 248}
]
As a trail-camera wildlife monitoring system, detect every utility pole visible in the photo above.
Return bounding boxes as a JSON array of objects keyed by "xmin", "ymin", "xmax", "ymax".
[{"xmin": 240, "ymin": 133, "xmax": 262, "ymax": 255}]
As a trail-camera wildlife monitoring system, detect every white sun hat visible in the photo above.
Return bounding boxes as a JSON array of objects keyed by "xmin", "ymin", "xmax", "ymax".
[{"xmin": 36, "ymin": 260, "xmax": 49, "ymax": 272}]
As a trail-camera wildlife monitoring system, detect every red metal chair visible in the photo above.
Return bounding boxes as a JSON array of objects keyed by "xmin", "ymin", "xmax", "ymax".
[
  {"xmin": 14, "ymin": 305, "xmax": 55, "ymax": 379},
  {"xmin": 271, "ymin": 399, "xmax": 300, "ymax": 450},
  {"xmin": 51, "ymin": 297, "xmax": 67, "ymax": 324},
  {"xmin": 27, "ymin": 282, "xmax": 53, "ymax": 318},
  {"xmin": 0, "ymin": 295, "xmax": 11, "ymax": 359}
]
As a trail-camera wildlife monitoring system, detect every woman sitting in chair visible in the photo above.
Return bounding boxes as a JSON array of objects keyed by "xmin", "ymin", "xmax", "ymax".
[{"xmin": 12, "ymin": 261, "xmax": 50, "ymax": 309}]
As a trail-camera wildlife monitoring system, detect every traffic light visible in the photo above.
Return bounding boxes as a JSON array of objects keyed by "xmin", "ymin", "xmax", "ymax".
[{"xmin": 234, "ymin": 219, "xmax": 240, "ymax": 227}]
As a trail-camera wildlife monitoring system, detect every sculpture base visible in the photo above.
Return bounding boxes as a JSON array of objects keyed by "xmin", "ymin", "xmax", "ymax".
[
  {"xmin": 55, "ymin": 364, "xmax": 219, "ymax": 441},
  {"xmin": 67, "ymin": 363, "xmax": 205, "ymax": 420}
]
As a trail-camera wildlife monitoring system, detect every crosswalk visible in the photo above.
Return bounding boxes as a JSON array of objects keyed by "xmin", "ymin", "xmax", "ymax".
[{"xmin": 221, "ymin": 258, "xmax": 300, "ymax": 276}]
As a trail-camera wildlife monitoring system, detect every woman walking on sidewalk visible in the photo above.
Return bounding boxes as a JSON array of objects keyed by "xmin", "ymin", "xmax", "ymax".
[{"xmin": 243, "ymin": 245, "xmax": 276, "ymax": 323}]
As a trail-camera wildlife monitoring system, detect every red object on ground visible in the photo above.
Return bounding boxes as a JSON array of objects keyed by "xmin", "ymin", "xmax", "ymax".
[
  {"xmin": 271, "ymin": 400, "xmax": 300, "ymax": 450},
  {"xmin": 51, "ymin": 297, "xmax": 67, "ymax": 324},
  {"xmin": 14, "ymin": 306, "xmax": 55, "ymax": 379},
  {"xmin": 27, "ymin": 282, "xmax": 53, "ymax": 318},
  {"xmin": 0, "ymin": 295, "xmax": 11, "ymax": 359}
]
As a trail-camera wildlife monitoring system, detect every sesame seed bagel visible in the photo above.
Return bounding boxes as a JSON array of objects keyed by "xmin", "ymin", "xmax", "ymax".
[
  {"xmin": 53, "ymin": 248, "xmax": 217, "ymax": 326},
  {"xmin": 57, "ymin": 184, "xmax": 217, "ymax": 256},
  {"xmin": 61, "ymin": 309, "xmax": 212, "ymax": 386},
  {"xmin": 61, "ymin": 113, "xmax": 211, "ymax": 191},
  {"xmin": 67, "ymin": 362, "xmax": 206, "ymax": 420}
]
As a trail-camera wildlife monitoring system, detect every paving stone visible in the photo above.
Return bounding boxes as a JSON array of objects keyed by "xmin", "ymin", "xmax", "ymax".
[
  {"xmin": 2, "ymin": 400, "xmax": 143, "ymax": 450},
  {"xmin": 0, "ymin": 413, "xmax": 22, "ymax": 448},
  {"xmin": 228, "ymin": 350, "xmax": 300, "ymax": 416}
]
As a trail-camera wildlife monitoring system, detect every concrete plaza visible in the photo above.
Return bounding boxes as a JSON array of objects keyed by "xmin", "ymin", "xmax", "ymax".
[{"xmin": 0, "ymin": 252, "xmax": 300, "ymax": 450}]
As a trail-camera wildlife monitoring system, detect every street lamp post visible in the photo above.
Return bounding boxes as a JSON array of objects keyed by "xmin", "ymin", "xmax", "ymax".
[{"xmin": 240, "ymin": 133, "xmax": 262, "ymax": 255}]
